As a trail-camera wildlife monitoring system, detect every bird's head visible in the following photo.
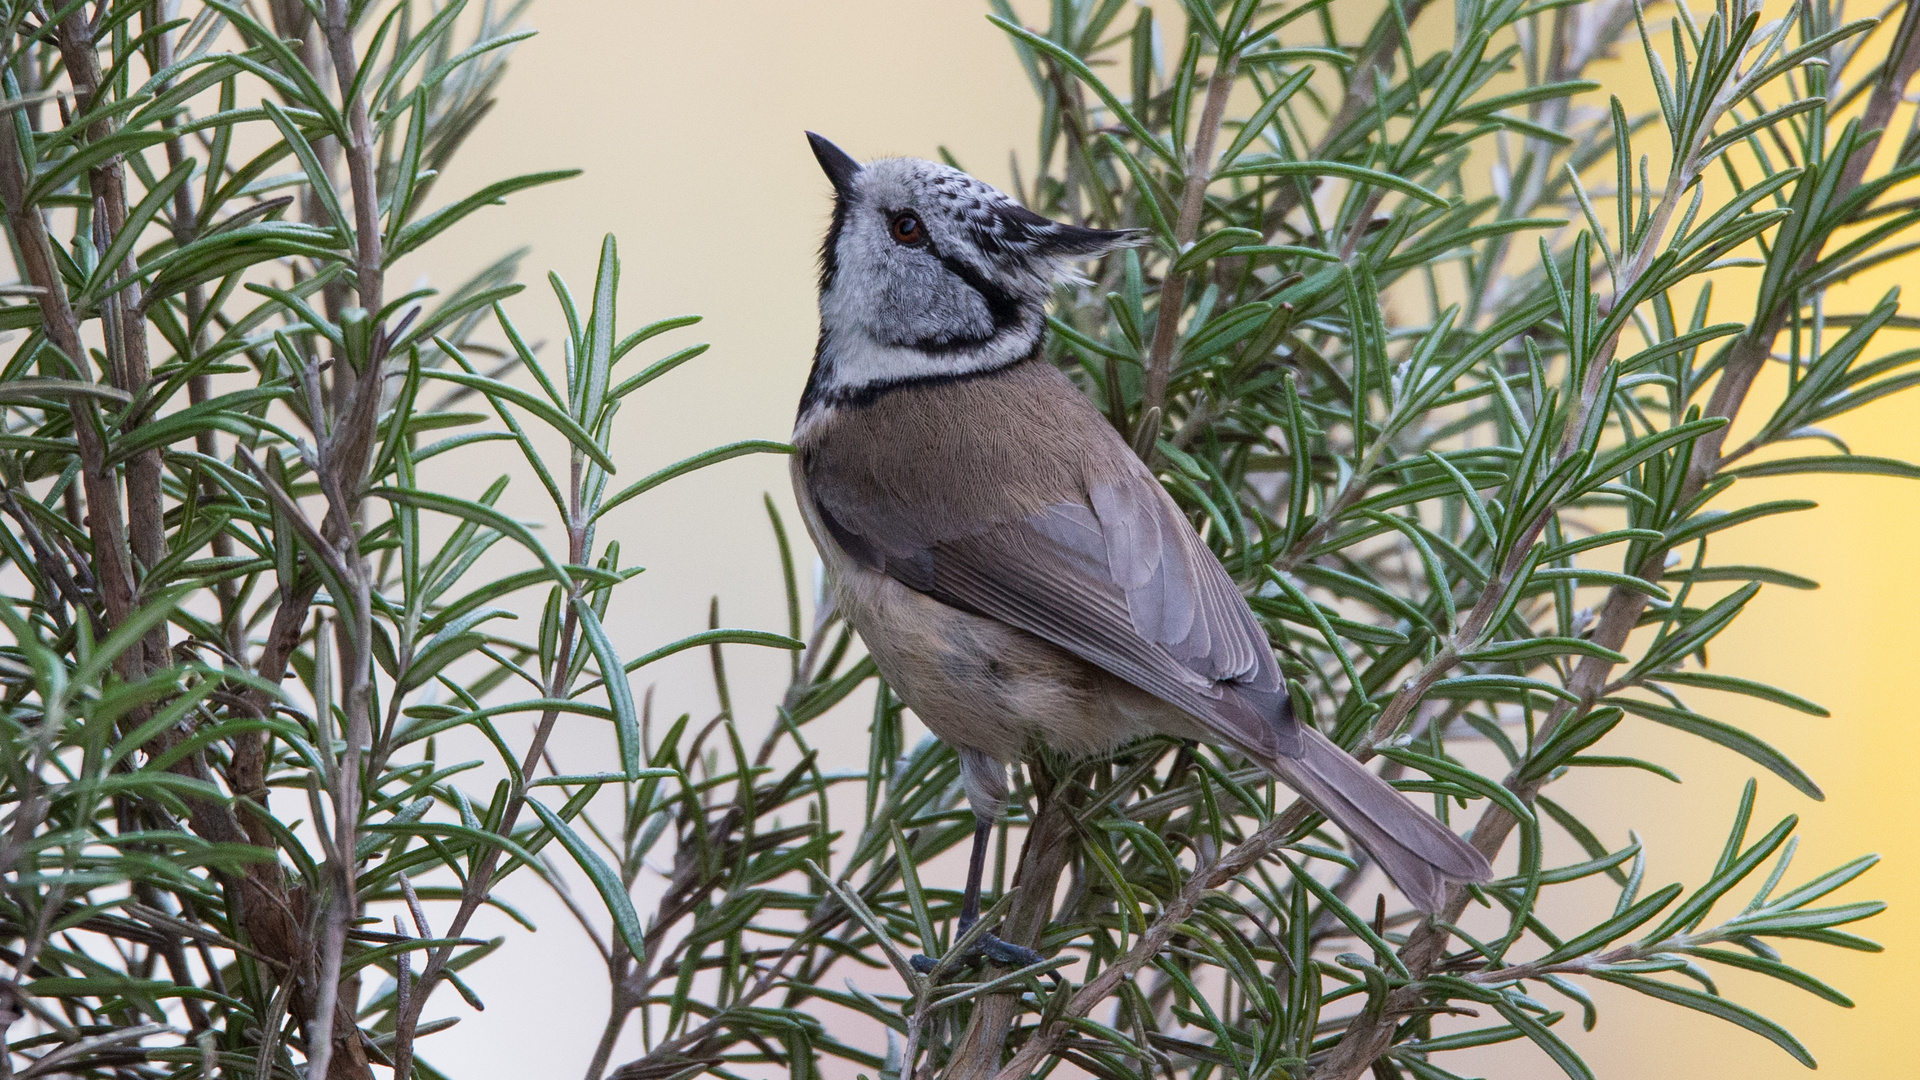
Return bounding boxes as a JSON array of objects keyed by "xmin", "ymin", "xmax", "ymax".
[{"xmin": 802, "ymin": 133, "xmax": 1141, "ymax": 409}]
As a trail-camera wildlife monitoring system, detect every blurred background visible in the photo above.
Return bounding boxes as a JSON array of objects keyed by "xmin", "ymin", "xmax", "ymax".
[{"xmin": 398, "ymin": 2, "xmax": 1914, "ymax": 1076}]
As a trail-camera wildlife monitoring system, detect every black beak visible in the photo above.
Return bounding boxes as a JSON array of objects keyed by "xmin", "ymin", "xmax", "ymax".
[{"xmin": 806, "ymin": 132, "xmax": 861, "ymax": 198}]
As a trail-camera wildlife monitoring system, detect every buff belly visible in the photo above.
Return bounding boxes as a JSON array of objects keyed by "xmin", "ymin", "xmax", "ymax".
[{"xmin": 840, "ymin": 561, "xmax": 1189, "ymax": 763}]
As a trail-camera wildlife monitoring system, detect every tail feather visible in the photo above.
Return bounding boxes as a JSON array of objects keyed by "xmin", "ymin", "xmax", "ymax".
[{"xmin": 1258, "ymin": 726, "xmax": 1492, "ymax": 912}]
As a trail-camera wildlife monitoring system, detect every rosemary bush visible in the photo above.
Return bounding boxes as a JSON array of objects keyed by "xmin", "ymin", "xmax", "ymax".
[
  {"xmin": 0, "ymin": 1, "xmax": 1911, "ymax": 1080},
  {"xmin": 0, "ymin": 1, "xmax": 800, "ymax": 1077}
]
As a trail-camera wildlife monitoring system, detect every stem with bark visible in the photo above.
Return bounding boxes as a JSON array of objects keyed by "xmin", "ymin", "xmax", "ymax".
[
  {"xmin": 302, "ymin": 1, "xmax": 393, "ymax": 1074},
  {"xmin": 1140, "ymin": 51, "xmax": 1241, "ymax": 443}
]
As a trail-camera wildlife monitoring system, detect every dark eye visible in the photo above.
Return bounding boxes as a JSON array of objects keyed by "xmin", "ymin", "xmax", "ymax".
[{"xmin": 889, "ymin": 211, "xmax": 926, "ymax": 245}]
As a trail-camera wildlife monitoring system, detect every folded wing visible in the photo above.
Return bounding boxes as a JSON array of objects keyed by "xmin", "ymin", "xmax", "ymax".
[{"xmin": 809, "ymin": 451, "xmax": 1297, "ymax": 759}]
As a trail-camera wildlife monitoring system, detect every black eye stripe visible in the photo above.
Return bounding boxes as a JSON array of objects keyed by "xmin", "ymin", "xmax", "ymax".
[{"xmin": 931, "ymin": 252, "xmax": 1021, "ymax": 336}]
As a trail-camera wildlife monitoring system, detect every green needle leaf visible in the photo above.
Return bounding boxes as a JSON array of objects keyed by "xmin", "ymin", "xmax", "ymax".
[{"xmin": 529, "ymin": 799, "xmax": 645, "ymax": 959}]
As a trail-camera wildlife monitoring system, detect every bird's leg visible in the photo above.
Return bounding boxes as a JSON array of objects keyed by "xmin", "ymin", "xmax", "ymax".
[
  {"xmin": 956, "ymin": 818, "xmax": 992, "ymax": 933},
  {"xmin": 960, "ymin": 818, "xmax": 1046, "ymax": 968},
  {"xmin": 911, "ymin": 752, "xmax": 1044, "ymax": 975},
  {"xmin": 911, "ymin": 817, "xmax": 1044, "ymax": 974}
]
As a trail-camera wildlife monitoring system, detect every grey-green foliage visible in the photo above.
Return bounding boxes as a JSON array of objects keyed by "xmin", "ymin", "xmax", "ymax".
[
  {"xmin": 0, "ymin": 2, "xmax": 1908, "ymax": 1080},
  {"xmin": 0, "ymin": 1, "xmax": 802, "ymax": 1078}
]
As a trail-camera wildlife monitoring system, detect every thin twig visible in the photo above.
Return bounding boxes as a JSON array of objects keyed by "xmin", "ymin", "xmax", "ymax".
[
  {"xmin": 302, "ymin": 3, "xmax": 393, "ymax": 1075},
  {"xmin": 0, "ymin": 59, "xmax": 138, "ymax": 649},
  {"xmin": 1259, "ymin": 1, "xmax": 1437, "ymax": 241},
  {"xmin": 55, "ymin": 7, "xmax": 168, "ymax": 679},
  {"xmin": 1140, "ymin": 50, "xmax": 1243, "ymax": 442},
  {"xmin": 1693, "ymin": 0, "xmax": 1920, "ymax": 490}
]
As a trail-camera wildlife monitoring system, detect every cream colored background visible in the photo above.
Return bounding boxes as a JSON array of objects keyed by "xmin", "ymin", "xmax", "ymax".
[{"xmin": 395, "ymin": 2, "xmax": 1913, "ymax": 1077}]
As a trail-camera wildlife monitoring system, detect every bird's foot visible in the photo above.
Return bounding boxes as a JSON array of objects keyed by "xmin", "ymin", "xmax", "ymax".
[{"xmin": 910, "ymin": 932, "xmax": 1045, "ymax": 976}]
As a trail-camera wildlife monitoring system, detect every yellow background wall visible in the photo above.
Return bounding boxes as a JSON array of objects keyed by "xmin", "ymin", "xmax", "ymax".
[{"xmin": 400, "ymin": 2, "xmax": 1911, "ymax": 1076}]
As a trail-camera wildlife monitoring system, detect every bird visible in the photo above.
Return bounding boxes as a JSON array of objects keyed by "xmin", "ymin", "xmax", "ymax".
[{"xmin": 789, "ymin": 132, "xmax": 1491, "ymax": 966}]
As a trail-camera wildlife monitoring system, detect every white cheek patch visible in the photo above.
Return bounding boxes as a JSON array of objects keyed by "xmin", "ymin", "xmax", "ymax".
[{"xmin": 872, "ymin": 250, "xmax": 993, "ymax": 346}]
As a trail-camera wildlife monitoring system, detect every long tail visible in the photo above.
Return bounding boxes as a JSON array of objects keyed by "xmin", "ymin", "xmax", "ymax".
[{"xmin": 1256, "ymin": 726, "xmax": 1492, "ymax": 912}]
